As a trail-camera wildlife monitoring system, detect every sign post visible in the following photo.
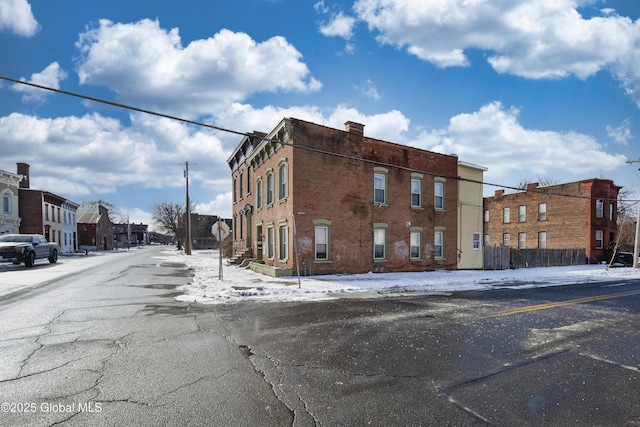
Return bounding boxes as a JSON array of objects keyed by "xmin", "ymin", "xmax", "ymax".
[{"xmin": 212, "ymin": 219, "xmax": 230, "ymax": 281}]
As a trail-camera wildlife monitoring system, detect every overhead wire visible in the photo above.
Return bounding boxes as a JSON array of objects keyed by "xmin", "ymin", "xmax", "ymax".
[{"xmin": 1, "ymin": 74, "xmax": 637, "ymax": 204}]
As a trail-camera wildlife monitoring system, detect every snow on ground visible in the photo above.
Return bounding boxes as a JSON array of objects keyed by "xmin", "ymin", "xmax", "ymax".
[{"xmin": 158, "ymin": 250, "xmax": 640, "ymax": 305}]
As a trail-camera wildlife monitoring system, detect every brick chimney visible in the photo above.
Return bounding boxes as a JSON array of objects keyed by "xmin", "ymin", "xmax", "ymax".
[
  {"xmin": 526, "ymin": 182, "xmax": 539, "ymax": 191},
  {"xmin": 495, "ymin": 189, "xmax": 504, "ymax": 199},
  {"xmin": 17, "ymin": 162, "xmax": 30, "ymax": 188},
  {"xmin": 345, "ymin": 121, "xmax": 364, "ymax": 137}
]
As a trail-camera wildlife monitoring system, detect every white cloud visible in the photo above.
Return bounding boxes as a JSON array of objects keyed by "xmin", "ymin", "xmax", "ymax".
[
  {"xmin": 12, "ymin": 62, "xmax": 67, "ymax": 102},
  {"xmin": 0, "ymin": 0, "xmax": 38, "ymax": 36},
  {"xmin": 319, "ymin": 11, "xmax": 356, "ymax": 39},
  {"xmin": 411, "ymin": 101, "xmax": 628, "ymax": 179},
  {"xmin": 0, "ymin": 112, "xmax": 226, "ymax": 197},
  {"xmin": 75, "ymin": 19, "xmax": 321, "ymax": 118},
  {"xmin": 606, "ymin": 120, "xmax": 632, "ymax": 145},
  {"xmin": 353, "ymin": 0, "xmax": 640, "ymax": 106},
  {"xmin": 195, "ymin": 192, "xmax": 233, "ymax": 218},
  {"xmin": 355, "ymin": 79, "xmax": 381, "ymax": 101}
]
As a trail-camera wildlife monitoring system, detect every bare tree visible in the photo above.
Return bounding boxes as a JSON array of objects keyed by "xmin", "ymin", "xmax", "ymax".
[
  {"xmin": 150, "ymin": 202, "xmax": 185, "ymax": 238},
  {"xmin": 617, "ymin": 186, "xmax": 638, "ymax": 252},
  {"xmin": 516, "ymin": 175, "xmax": 560, "ymax": 190}
]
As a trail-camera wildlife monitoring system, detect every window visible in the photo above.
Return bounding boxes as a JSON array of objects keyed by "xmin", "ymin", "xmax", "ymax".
[
  {"xmin": 45, "ymin": 204, "xmax": 49, "ymax": 221},
  {"xmin": 256, "ymin": 179, "xmax": 263, "ymax": 209},
  {"xmin": 374, "ymin": 227, "xmax": 386, "ymax": 260},
  {"xmin": 596, "ymin": 199, "xmax": 604, "ymax": 218},
  {"xmin": 484, "ymin": 234, "xmax": 490, "ymax": 247},
  {"xmin": 503, "ymin": 207, "xmax": 510, "ymax": 223},
  {"xmin": 233, "ymin": 178, "xmax": 237, "ymax": 203},
  {"xmin": 473, "ymin": 232, "xmax": 481, "ymax": 250},
  {"xmin": 484, "ymin": 209, "xmax": 489, "ymax": 223},
  {"xmin": 410, "ymin": 230, "xmax": 421, "ymax": 259},
  {"xmin": 411, "ymin": 174, "xmax": 422, "ymax": 207},
  {"xmin": 434, "ymin": 229, "xmax": 444, "ymax": 259},
  {"xmin": 315, "ymin": 225, "xmax": 329, "ymax": 260},
  {"xmin": 538, "ymin": 232, "xmax": 547, "ymax": 249},
  {"xmin": 503, "ymin": 233, "xmax": 511, "ymax": 246},
  {"xmin": 2, "ymin": 194, "xmax": 10, "ymax": 214},
  {"xmin": 595, "ymin": 230, "xmax": 603, "ymax": 249},
  {"xmin": 279, "ymin": 225, "xmax": 288, "ymax": 260},
  {"xmin": 239, "ymin": 171, "xmax": 243, "ymax": 199},
  {"xmin": 246, "ymin": 168, "xmax": 251, "ymax": 194},
  {"xmin": 518, "ymin": 233, "xmax": 526, "ymax": 249},
  {"xmin": 518, "ymin": 205, "xmax": 526, "ymax": 222},
  {"xmin": 267, "ymin": 226, "xmax": 275, "ymax": 258},
  {"xmin": 57, "ymin": 207, "xmax": 61, "ymax": 223},
  {"xmin": 266, "ymin": 172, "xmax": 274, "ymax": 205},
  {"xmin": 609, "ymin": 202, "xmax": 614, "ymax": 221},
  {"xmin": 434, "ymin": 179, "xmax": 445, "ymax": 210},
  {"xmin": 374, "ymin": 171, "xmax": 386, "ymax": 204},
  {"xmin": 278, "ymin": 161, "xmax": 288, "ymax": 200},
  {"xmin": 538, "ymin": 203, "xmax": 547, "ymax": 221}
]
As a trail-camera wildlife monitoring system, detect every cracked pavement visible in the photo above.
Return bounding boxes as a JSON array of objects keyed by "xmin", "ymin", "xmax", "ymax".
[{"xmin": 0, "ymin": 246, "xmax": 292, "ymax": 427}]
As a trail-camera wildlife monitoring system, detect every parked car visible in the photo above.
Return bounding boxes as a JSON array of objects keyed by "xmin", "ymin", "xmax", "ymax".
[
  {"xmin": 613, "ymin": 252, "xmax": 637, "ymax": 267},
  {"xmin": 0, "ymin": 234, "xmax": 58, "ymax": 268}
]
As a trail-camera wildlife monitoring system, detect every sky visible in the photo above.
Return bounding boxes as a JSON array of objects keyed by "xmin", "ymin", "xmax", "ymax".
[{"xmin": 1, "ymin": 0, "xmax": 639, "ymax": 229}]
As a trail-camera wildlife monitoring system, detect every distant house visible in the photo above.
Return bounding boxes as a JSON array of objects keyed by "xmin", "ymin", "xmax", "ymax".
[
  {"xmin": 0, "ymin": 169, "xmax": 22, "ymax": 234},
  {"xmin": 483, "ymin": 179, "xmax": 621, "ymax": 264},
  {"xmin": 17, "ymin": 163, "xmax": 79, "ymax": 251},
  {"xmin": 77, "ymin": 204, "xmax": 114, "ymax": 251},
  {"xmin": 188, "ymin": 213, "xmax": 231, "ymax": 250},
  {"xmin": 114, "ymin": 222, "xmax": 149, "ymax": 248}
]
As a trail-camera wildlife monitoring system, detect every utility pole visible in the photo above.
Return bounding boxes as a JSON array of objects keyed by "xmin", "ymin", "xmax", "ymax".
[
  {"xmin": 184, "ymin": 161, "xmax": 192, "ymax": 255},
  {"xmin": 626, "ymin": 159, "xmax": 640, "ymax": 268}
]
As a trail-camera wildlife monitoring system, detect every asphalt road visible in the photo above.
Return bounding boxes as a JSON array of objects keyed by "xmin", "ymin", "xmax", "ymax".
[{"xmin": 1, "ymin": 246, "xmax": 639, "ymax": 426}]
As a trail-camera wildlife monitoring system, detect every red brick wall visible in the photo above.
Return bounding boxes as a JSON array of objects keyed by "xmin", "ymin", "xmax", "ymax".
[
  {"xmin": 483, "ymin": 179, "xmax": 619, "ymax": 263},
  {"xmin": 240, "ymin": 118, "xmax": 459, "ymax": 274}
]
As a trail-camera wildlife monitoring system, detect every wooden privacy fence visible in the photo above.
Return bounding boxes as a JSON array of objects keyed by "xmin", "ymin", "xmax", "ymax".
[{"xmin": 483, "ymin": 246, "xmax": 586, "ymax": 270}]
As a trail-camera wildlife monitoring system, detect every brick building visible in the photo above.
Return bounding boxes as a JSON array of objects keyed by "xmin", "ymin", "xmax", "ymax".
[
  {"xmin": 228, "ymin": 118, "xmax": 460, "ymax": 275},
  {"xmin": 77, "ymin": 204, "xmax": 114, "ymax": 251},
  {"xmin": 17, "ymin": 163, "xmax": 70, "ymax": 248},
  {"xmin": 483, "ymin": 179, "xmax": 621, "ymax": 264}
]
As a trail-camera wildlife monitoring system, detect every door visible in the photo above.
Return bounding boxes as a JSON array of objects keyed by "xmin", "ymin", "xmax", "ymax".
[{"xmin": 256, "ymin": 225, "xmax": 263, "ymax": 260}]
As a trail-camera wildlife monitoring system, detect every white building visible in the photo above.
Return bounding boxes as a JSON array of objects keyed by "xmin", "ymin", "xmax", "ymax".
[
  {"xmin": 0, "ymin": 169, "xmax": 23, "ymax": 234},
  {"xmin": 62, "ymin": 200, "xmax": 79, "ymax": 253}
]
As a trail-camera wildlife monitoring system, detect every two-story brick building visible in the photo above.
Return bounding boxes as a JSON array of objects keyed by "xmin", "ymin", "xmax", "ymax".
[
  {"xmin": 228, "ymin": 118, "xmax": 462, "ymax": 275},
  {"xmin": 483, "ymin": 179, "xmax": 621, "ymax": 264}
]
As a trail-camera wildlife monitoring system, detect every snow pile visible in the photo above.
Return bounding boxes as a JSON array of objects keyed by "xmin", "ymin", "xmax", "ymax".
[{"xmin": 161, "ymin": 250, "xmax": 640, "ymax": 305}]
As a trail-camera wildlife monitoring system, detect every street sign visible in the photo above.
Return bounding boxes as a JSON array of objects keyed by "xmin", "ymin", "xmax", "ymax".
[{"xmin": 211, "ymin": 221, "xmax": 230, "ymax": 240}]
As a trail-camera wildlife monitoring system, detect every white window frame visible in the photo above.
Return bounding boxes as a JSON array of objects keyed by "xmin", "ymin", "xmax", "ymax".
[
  {"xmin": 279, "ymin": 225, "xmax": 288, "ymax": 260},
  {"xmin": 503, "ymin": 207, "xmax": 510, "ymax": 223},
  {"xmin": 434, "ymin": 229, "xmax": 445, "ymax": 259},
  {"xmin": 278, "ymin": 160, "xmax": 288, "ymax": 200},
  {"xmin": 518, "ymin": 205, "xmax": 526, "ymax": 222},
  {"xmin": 596, "ymin": 199, "xmax": 604, "ymax": 218},
  {"xmin": 374, "ymin": 170, "xmax": 387, "ymax": 204},
  {"xmin": 411, "ymin": 174, "xmax": 422, "ymax": 208},
  {"xmin": 538, "ymin": 232, "xmax": 547, "ymax": 249},
  {"xmin": 267, "ymin": 226, "xmax": 275, "ymax": 259},
  {"xmin": 484, "ymin": 209, "xmax": 489, "ymax": 223},
  {"xmin": 266, "ymin": 171, "xmax": 274, "ymax": 205},
  {"xmin": 256, "ymin": 178, "xmax": 263, "ymax": 209},
  {"xmin": 503, "ymin": 233, "xmax": 510, "ymax": 246},
  {"xmin": 434, "ymin": 179, "xmax": 445, "ymax": 210},
  {"xmin": 518, "ymin": 232, "xmax": 526, "ymax": 249},
  {"xmin": 472, "ymin": 232, "xmax": 481, "ymax": 250},
  {"xmin": 538, "ymin": 203, "xmax": 547, "ymax": 221},
  {"xmin": 410, "ymin": 229, "xmax": 421, "ymax": 260},
  {"xmin": 595, "ymin": 230, "xmax": 603, "ymax": 249},
  {"xmin": 374, "ymin": 226, "xmax": 387, "ymax": 260},
  {"xmin": 314, "ymin": 222, "xmax": 330, "ymax": 261},
  {"xmin": 2, "ymin": 194, "xmax": 10, "ymax": 214}
]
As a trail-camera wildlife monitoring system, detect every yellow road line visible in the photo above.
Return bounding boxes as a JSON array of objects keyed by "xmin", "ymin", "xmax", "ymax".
[{"xmin": 481, "ymin": 288, "xmax": 640, "ymax": 319}]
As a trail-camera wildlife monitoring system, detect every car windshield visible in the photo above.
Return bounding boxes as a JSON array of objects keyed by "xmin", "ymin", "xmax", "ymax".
[{"xmin": 0, "ymin": 235, "xmax": 33, "ymax": 243}]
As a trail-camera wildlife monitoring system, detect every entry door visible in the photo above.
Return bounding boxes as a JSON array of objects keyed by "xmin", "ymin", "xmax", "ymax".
[{"xmin": 256, "ymin": 225, "xmax": 263, "ymax": 260}]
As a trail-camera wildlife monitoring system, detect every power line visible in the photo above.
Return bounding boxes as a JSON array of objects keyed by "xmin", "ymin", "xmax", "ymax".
[{"xmin": 1, "ymin": 75, "xmax": 637, "ymax": 203}]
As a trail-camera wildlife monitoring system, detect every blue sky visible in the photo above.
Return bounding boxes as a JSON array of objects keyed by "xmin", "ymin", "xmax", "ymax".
[{"xmin": 1, "ymin": 0, "xmax": 639, "ymax": 228}]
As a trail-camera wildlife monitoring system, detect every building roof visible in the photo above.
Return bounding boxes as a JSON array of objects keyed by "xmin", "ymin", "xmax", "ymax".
[{"xmin": 76, "ymin": 207, "xmax": 103, "ymax": 224}]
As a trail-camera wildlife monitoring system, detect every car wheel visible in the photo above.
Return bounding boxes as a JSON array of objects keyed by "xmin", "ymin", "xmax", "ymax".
[
  {"xmin": 49, "ymin": 250, "xmax": 58, "ymax": 264},
  {"xmin": 25, "ymin": 251, "xmax": 35, "ymax": 268}
]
